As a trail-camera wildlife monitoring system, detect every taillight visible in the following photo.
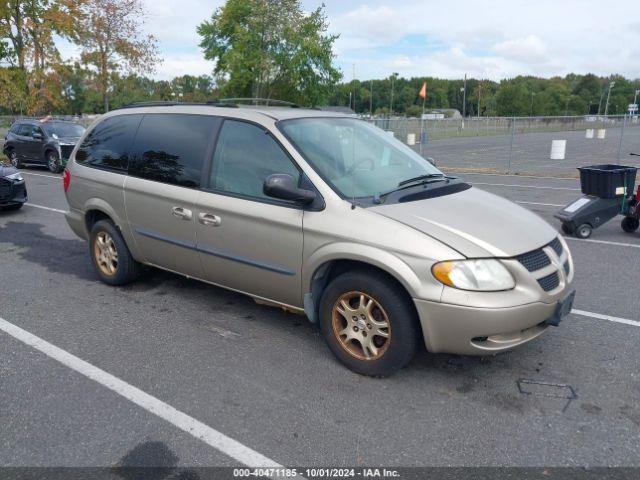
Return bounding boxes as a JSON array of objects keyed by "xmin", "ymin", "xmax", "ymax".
[{"xmin": 63, "ymin": 168, "xmax": 70, "ymax": 192}]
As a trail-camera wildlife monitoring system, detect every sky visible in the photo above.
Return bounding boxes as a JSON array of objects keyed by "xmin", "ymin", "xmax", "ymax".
[{"xmin": 57, "ymin": 0, "xmax": 640, "ymax": 82}]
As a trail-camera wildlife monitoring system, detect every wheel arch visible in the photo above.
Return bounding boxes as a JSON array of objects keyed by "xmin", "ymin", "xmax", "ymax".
[{"xmin": 303, "ymin": 245, "xmax": 423, "ymax": 325}]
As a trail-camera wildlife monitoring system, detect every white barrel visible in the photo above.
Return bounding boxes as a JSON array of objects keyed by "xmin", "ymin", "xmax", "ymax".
[
  {"xmin": 550, "ymin": 140, "xmax": 566, "ymax": 160},
  {"xmin": 585, "ymin": 129, "xmax": 594, "ymax": 139},
  {"xmin": 386, "ymin": 130, "xmax": 395, "ymax": 137},
  {"xmin": 407, "ymin": 133, "xmax": 416, "ymax": 145},
  {"xmin": 597, "ymin": 129, "xmax": 606, "ymax": 139}
]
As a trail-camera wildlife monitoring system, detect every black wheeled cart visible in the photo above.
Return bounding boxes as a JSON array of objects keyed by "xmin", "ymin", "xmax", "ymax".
[{"xmin": 555, "ymin": 164, "xmax": 638, "ymax": 239}]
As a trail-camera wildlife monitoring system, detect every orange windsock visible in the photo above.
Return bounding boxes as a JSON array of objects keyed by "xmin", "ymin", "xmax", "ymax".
[{"xmin": 418, "ymin": 82, "xmax": 427, "ymax": 99}]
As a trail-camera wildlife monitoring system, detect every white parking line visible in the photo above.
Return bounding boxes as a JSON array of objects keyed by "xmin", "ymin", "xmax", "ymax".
[
  {"xmin": 0, "ymin": 317, "xmax": 281, "ymax": 468},
  {"xmin": 474, "ymin": 182, "xmax": 580, "ymax": 191},
  {"xmin": 516, "ymin": 201, "xmax": 564, "ymax": 207},
  {"xmin": 571, "ymin": 309, "xmax": 640, "ymax": 328},
  {"xmin": 563, "ymin": 236, "xmax": 640, "ymax": 249},
  {"xmin": 21, "ymin": 171, "xmax": 60, "ymax": 179},
  {"xmin": 25, "ymin": 203, "xmax": 65, "ymax": 214}
]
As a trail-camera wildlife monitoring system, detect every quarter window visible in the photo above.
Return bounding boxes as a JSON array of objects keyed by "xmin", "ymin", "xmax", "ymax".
[
  {"xmin": 128, "ymin": 114, "xmax": 219, "ymax": 188},
  {"xmin": 210, "ymin": 120, "xmax": 300, "ymax": 200},
  {"xmin": 76, "ymin": 114, "xmax": 142, "ymax": 171}
]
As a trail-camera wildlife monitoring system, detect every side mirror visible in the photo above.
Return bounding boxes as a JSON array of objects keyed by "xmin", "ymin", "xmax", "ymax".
[
  {"xmin": 32, "ymin": 132, "xmax": 43, "ymax": 140},
  {"xmin": 264, "ymin": 174, "xmax": 316, "ymax": 204}
]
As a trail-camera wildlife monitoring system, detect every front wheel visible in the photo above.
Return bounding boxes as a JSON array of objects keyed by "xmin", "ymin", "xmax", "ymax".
[
  {"xmin": 47, "ymin": 151, "xmax": 63, "ymax": 174},
  {"xmin": 621, "ymin": 217, "xmax": 640, "ymax": 233},
  {"xmin": 319, "ymin": 270, "xmax": 420, "ymax": 377},
  {"xmin": 90, "ymin": 220, "xmax": 141, "ymax": 286}
]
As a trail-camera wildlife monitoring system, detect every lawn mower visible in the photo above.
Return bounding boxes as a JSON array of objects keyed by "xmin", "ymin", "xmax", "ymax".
[{"xmin": 555, "ymin": 159, "xmax": 639, "ymax": 239}]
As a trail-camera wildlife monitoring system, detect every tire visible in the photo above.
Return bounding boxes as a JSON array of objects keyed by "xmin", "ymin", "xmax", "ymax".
[
  {"xmin": 621, "ymin": 216, "xmax": 640, "ymax": 233},
  {"xmin": 46, "ymin": 150, "xmax": 63, "ymax": 174},
  {"xmin": 561, "ymin": 223, "xmax": 574, "ymax": 235},
  {"xmin": 574, "ymin": 223, "xmax": 592, "ymax": 239},
  {"xmin": 7, "ymin": 150, "xmax": 21, "ymax": 168},
  {"xmin": 319, "ymin": 269, "xmax": 420, "ymax": 377},
  {"xmin": 89, "ymin": 219, "xmax": 141, "ymax": 286}
]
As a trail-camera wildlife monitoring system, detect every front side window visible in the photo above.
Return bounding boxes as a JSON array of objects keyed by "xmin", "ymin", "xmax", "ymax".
[
  {"xmin": 209, "ymin": 120, "xmax": 300, "ymax": 201},
  {"xmin": 279, "ymin": 118, "xmax": 443, "ymax": 198},
  {"xmin": 128, "ymin": 114, "xmax": 219, "ymax": 188},
  {"xmin": 76, "ymin": 114, "xmax": 142, "ymax": 171}
]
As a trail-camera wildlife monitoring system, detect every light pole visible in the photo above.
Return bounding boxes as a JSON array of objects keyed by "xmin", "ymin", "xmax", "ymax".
[
  {"xmin": 369, "ymin": 80, "xmax": 373, "ymax": 117},
  {"xmin": 477, "ymin": 81, "xmax": 482, "ymax": 118},
  {"xmin": 389, "ymin": 72, "xmax": 398, "ymax": 116},
  {"xmin": 604, "ymin": 81, "xmax": 615, "ymax": 116},
  {"xmin": 462, "ymin": 73, "xmax": 467, "ymax": 117}
]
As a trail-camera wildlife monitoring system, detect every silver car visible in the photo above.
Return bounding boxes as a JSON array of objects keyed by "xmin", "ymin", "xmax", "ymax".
[{"xmin": 64, "ymin": 103, "xmax": 575, "ymax": 376}]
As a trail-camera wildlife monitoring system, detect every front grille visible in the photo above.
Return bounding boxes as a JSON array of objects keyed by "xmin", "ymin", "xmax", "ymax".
[
  {"xmin": 0, "ymin": 178, "xmax": 12, "ymax": 200},
  {"xmin": 538, "ymin": 272, "xmax": 560, "ymax": 292},
  {"xmin": 516, "ymin": 248, "xmax": 551, "ymax": 272},
  {"xmin": 60, "ymin": 145, "xmax": 75, "ymax": 160},
  {"xmin": 549, "ymin": 237, "xmax": 563, "ymax": 257}
]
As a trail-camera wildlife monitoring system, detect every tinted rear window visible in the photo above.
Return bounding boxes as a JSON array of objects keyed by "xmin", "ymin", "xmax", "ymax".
[
  {"xmin": 128, "ymin": 114, "xmax": 219, "ymax": 188},
  {"xmin": 76, "ymin": 115, "xmax": 142, "ymax": 171}
]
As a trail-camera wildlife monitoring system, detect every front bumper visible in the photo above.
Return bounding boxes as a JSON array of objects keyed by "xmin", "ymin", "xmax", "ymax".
[
  {"xmin": 414, "ymin": 299, "xmax": 558, "ymax": 355},
  {"xmin": 0, "ymin": 180, "xmax": 27, "ymax": 206}
]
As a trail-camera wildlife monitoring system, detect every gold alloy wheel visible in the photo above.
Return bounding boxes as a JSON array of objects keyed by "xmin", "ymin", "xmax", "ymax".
[
  {"xmin": 94, "ymin": 231, "xmax": 119, "ymax": 276},
  {"xmin": 331, "ymin": 291, "xmax": 391, "ymax": 361}
]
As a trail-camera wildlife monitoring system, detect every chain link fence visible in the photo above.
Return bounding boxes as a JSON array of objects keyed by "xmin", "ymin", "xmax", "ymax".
[
  {"xmin": 367, "ymin": 115, "xmax": 640, "ymax": 177},
  {"xmin": 2, "ymin": 113, "xmax": 639, "ymax": 177}
]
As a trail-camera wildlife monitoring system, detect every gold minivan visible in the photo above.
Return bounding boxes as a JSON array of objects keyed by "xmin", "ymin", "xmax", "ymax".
[{"xmin": 64, "ymin": 103, "xmax": 575, "ymax": 376}]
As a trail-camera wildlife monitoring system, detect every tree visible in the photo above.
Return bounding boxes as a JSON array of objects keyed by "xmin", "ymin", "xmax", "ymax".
[
  {"xmin": 78, "ymin": 0, "xmax": 160, "ymax": 112},
  {"xmin": 198, "ymin": 0, "xmax": 341, "ymax": 106}
]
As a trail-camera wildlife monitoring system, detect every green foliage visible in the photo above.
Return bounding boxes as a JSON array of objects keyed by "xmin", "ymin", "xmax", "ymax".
[
  {"xmin": 329, "ymin": 74, "xmax": 640, "ymax": 117},
  {"xmin": 197, "ymin": 0, "xmax": 341, "ymax": 106}
]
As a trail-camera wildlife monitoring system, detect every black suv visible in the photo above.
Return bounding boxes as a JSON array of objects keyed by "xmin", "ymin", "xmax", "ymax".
[{"xmin": 3, "ymin": 119, "xmax": 86, "ymax": 173}]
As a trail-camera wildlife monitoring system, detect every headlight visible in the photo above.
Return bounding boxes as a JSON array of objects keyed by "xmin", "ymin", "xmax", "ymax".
[
  {"xmin": 432, "ymin": 259, "xmax": 515, "ymax": 292},
  {"xmin": 6, "ymin": 172, "xmax": 24, "ymax": 182}
]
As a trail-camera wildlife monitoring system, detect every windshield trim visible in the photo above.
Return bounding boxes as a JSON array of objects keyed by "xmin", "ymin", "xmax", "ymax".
[{"xmin": 275, "ymin": 117, "xmax": 444, "ymax": 204}]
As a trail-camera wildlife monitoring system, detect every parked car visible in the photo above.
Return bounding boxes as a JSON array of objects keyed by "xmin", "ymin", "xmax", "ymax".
[
  {"xmin": 63, "ymin": 103, "xmax": 575, "ymax": 376},
  {"xmin": 0, "ymin": 163, "xmax": 27, "ymax": 210},
  {"xmin": 3, "ymin": 118, "xmax": 86, "ymax": 173}
]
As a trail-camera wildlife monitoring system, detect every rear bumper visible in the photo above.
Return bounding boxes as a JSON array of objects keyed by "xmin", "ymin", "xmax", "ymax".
[
  {"xmin": 65, "ymin": 208, "xmax": 88, "ymax": 240},
  {"xmin": 414, "ymin": 299, "xmax": 557, "ymax": 355}
]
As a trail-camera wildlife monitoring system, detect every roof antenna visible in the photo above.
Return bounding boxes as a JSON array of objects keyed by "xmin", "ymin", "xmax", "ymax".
[{"xmin": 351, "ymin": 194, "xmax": 356, "ymax": 210}]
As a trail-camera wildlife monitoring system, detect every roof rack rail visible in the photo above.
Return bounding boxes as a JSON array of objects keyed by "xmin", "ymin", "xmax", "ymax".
[
  {"xmin": 119, "ymin": 100, "xmax": 239, "ymax": 110},
  {"xmin": 219, "ymin": 98, "xmax": 300, "ymax": 108}
]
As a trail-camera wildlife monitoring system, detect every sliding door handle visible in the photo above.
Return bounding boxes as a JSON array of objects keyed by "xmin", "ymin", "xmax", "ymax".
[{"xmin": 172, "ymin": 206, "xmax": 193, "ymax": 220}]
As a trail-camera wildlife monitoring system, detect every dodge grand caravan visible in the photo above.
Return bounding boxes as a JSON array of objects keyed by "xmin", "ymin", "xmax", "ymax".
[{"xmin": 64, "ymin": 103, "xmax": 575, "ymax": 376}]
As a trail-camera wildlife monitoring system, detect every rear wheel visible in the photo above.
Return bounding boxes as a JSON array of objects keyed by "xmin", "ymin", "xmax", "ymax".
[
  {"xmin": 319, "ymin": 270, "xmax": 420, "ymax": 377},
  {"xmin": 621, "ymin": 217, "xmax": 640, "ymax": 233},
  {"xmin": 574, "ymin": 223, "xmax": 592, "ymax": 239},
  {"xmin": 90, "ymin": 219, "xmax": 141, "ymax": 285},
  {"xmin": 47, "ymin": 151, "xmax": 62, "ymax": 173},
  {"xmin": 7, "ymin": 150, "xmax": 21, "ymax": 168}
]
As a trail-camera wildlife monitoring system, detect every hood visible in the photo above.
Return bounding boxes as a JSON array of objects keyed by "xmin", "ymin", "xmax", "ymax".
[
  {"xmin": 370, "ymin": 187, "xmax": 557, "ymax": 258},
  {"xmin": 0, "ymin": 164, "xmax": 19, "ymax": 178}
]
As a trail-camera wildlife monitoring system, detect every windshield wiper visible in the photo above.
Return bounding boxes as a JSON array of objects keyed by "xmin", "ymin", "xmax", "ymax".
[
  {"xmin": 373, "ymin": 175, "xmax": 453, "ymax": 204},
  {"xmin": 398, "ymin": 173, "xmax": 446, "ymax": 187}
]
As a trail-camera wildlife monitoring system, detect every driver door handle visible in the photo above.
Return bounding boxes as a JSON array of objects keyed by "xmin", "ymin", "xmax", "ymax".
[
  {"xmin": 198, "ymin": 212, "xmax": 222, "ymax": 227},
  {"xmin": 172, "ymin": 206, "xmax": 193, "ymax": 220}
]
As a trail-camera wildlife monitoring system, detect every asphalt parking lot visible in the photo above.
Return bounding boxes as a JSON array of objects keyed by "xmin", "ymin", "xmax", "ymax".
[{"xmin": 1, "ymin": 167, "xmax": 639, "ymax": 470}]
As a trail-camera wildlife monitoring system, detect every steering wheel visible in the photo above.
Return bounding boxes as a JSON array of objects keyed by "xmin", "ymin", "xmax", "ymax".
[{"xmin": 346, "ymin": 157, "xmax": 375, "ymax": 174}]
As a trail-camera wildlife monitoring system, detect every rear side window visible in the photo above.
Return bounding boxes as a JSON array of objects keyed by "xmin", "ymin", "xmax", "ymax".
[
  {"xmin": 128, "ymin": 114, "xmax": 219, "ymax": 189},
  {"xmin": 10, "ymin": 123, "xmax": 21, "ymax": 134},
  {"xmin": 209, "ymin": 120, "xmax": 300, "ymax": 200},
  {"xmin": 17, "ymin": 124, "xmax": 34, "ymax": 136},
  {"xmin": 76, "ymin": 115, "xmax": 142, "ymax": 172}
]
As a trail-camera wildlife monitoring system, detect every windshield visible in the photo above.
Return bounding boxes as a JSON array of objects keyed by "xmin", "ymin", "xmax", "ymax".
[
  {"xmin": 279, "ymin": 117, "xmax": 443, "ymax": 198},
  {"xmin": 42, "ymin": 122, "xmax": 85, "ymax": 138}
]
